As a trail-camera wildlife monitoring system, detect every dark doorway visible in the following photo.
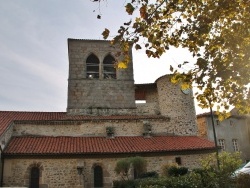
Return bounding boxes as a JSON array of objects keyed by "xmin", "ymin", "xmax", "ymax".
[
  {"xmin": 94, "ymin": 165, "xmax": 103, "ymax": 188},
  {"xmin": 30, "ymin": 167, "xmax": 39, "ymax": 188}
]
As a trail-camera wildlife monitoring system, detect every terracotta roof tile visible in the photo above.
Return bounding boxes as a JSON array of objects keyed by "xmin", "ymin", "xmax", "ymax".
[
  {"xmin": 0, "ymin": 111, "xmax": 166, "ymax": 137},
  {"xmin": 4, "ymin": 136, "xmax": 215, "ymax": 156}
]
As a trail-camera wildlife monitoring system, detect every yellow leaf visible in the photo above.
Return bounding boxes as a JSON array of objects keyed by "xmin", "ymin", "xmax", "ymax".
[
  {"xmin": 181, "ymin": 82, "xmax": 191, "ymax": 90},
  {"xmin": 102, "ymin": 28, "xmax": 110, "ymax": 39},
  {"xmin": 117, "ymin": 62, "xmax": 128, "ymax": 69}
]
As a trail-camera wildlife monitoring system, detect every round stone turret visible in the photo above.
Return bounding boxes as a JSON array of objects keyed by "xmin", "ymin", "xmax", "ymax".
[{"xmin": 156, "ymin": 75, "xmax": 197, "ymax": 135}]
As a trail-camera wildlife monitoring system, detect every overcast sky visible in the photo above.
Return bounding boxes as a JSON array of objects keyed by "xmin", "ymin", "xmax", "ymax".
[{"xmin": 0, "ymin": 0, "xmax": 206, "ymax": 114}]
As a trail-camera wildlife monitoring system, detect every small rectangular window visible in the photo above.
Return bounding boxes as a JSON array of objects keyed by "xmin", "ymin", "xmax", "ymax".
[
  {"xmin": 218, "ymin": 139, "xmax": 225, "ymax": 151},
  {"xmin": 232, "ymin": 139, "xmax": 239, "ymax": 152},
  {"xmin": 175, "ymin": 157, "xmax": 182, "ymax": 165}
]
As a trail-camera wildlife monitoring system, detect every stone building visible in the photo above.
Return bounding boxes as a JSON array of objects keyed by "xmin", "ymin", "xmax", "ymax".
[
  {"xmin": 0, "ymin": 39, "xmax": 215, "ymax": 188},
  {"xmin": 197, "ymin": 112, "xmax": 250, "ymax": 162}
]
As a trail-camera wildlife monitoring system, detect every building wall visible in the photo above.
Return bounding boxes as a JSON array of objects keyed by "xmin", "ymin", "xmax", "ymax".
[
  {"xmin": 136, "ymin": 102, "xmax": 159, "ymax": 115},
  {"xmin": 3, "ymin": 153, "xmax": 210, "ymax": 188},
  {"xmin": 136, "ymin": 86, "xmax": 160, "ymax": 115},
  {"xmin": 67, "ymin": 39, "xmax": 136, "ymax": 115},
  {"xmin": 13, "ymin": 116, "xmax": 198, "ymax": 137},
  {"xmin": 156, "ymin": 75, "xmax": 198, "ymax": 136},
  {"xmin": 197, "ymin": 115, "xmax": 250, "ymax": 162},
  {"xmin": 196, "ymin": 116, "xmax": 207, "ymax": 138},
  {"xmin": 145, "ymin": 87, "xmax": 158, "ymax": 103}
]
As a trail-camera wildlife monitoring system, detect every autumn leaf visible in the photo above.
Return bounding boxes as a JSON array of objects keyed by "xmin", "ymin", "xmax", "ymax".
[
  {"xmin": 135, "ymin": 44, "xmax": 142, "ymax": 50},
  {"xmin": 170, "ymin": 65, "xmax": 174, "ymax": 72},
  {"xmin": 99, "ymin": 0, "xmax": 250, "ymax": 117},
  {"xmin": 102, "ymin": 28, "xmax": 110, "ymax": 39},
  {"xmin": 117, "ymin": 61, "xmax": 127, "ymax": 69},
  {"xmin": 125, "ymin": 3, "xmax": 135, "ymax": 15},
  {"xmin": 140, "ymin": 5, "xmax": 147, "ymax": 19}
]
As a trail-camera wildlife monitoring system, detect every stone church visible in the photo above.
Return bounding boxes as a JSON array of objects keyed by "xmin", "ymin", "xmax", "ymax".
[{"xmin": 0, "ymin": 39, "xmax": 215, "ymax": 188}]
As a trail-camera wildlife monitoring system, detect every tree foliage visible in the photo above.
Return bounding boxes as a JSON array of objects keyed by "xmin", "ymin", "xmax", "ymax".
[
  {"xmin": 101, "ymin": 0, "xmax": 250, "ymax": 116},
  {"xmin": 199, "ymin": 151, "xmax": 242, "ymax": 187},
  {"xmin": 114, "ymin": 156, "xmax": 147, "ymax": 180}
]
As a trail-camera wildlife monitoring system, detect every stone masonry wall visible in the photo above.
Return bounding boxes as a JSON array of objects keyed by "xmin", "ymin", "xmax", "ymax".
[
  {"xmin": 3, "ymin": 153, "xmax": 210, "ymax": 188},
  {"xmin": 156, "ymin": 75, "xmax": 198, "ymax": 136},
  {"xmin": 67, "ymin": 39, "xmax": 136, "ymax": 115},
  {"xmin": 136, "ymin": 102, "xmax": 159, "ymax": 115},
  {"xmin": 13, "ymin": 117, "xmax": 197, "ymax": 137},
  {"xmin": 145, "ymin": 87, "xmax": 159, "ymax": 103},
  {"xmin": 135, "ymin": 86, "xmax": 160, "ymax": 115},
  {"xmin": 68, "ymin": 79, "xmax": 135, "ymax": 109},
  {"xmin": 196, "ymin": 116, "xmax": 208, "ymax": 138}
]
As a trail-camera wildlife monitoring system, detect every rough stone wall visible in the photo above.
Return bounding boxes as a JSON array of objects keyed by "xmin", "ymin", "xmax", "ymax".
[
  {"xmin": 3, "ymin": 153, "xmax": 211, "ymax": 188},
  {"xmin": 67, "ymin": 39, "xmax": 135, "ymax": 115},
  {"xmin": 13, "ymin": 117, "xmax": 199, "ymax": 137},
  {"xmin": 156, "ymin": 75, "xmax": 197, "ymax": 136},
  {"xmin": 135, "ymin": 87, "xmax": 160, "ymax": 115},
  {"xmin": 145, "ymin": 87, "xmax": 158, "ymax": 103},
  {"xmin": 146, "ymin": 153, "xmax": 210, "ymax": 173},
  {"xmin": 3, "ymin": 159, "xmax": 80, "ymax": 188},
  {"xmin": 68, "ymin": 79, "xmax": 135, "ymax": 109},
  {"xmin": 136, "ymin": 102, "xmax": 159, "ymax": 115},
  {"xmin": 196, "ymin": 116, "xmax": 208, "ymax": 138}
]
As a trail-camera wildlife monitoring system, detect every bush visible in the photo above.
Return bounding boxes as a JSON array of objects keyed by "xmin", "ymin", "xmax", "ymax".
[
  {"xmin": 192, "ymin": 168, "xmax": 219, "ymax": 188},
  {"xmin": 115, "ymin": 156, "xmax": 147, "ymax": 180},
  {"xmin": 136, "ymin": 173, "xmax": 202, "ymax": 188},
  {"xmin": 130, "ymin": 156, "xmax": 147, "ymax": 177},
  {"xmin": 161, "ymin": 163, "xmax": 178, "ymax": 177},
  {"xmin": 168, "ymin": 166, "xmax": 189, "ymax": 177},
  {"xmin": 138, "ymin": 171, "xmax": 159, "ymax": 179},
  {"xmin": 198, "ymin": 151, "xmax": 243, "ymax": 188},
  {"xmin": 115, "ymin": 158, "xmax": 131, "ymax": 180},
  {"xmin": 113, "ymin": 180, "xmax": 136, "ymax": 188}
]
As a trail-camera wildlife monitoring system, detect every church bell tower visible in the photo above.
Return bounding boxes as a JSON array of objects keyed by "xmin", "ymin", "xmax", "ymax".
[{"xmin": 67, "ymin": 39, "xmax": 136, "ymax": 115}]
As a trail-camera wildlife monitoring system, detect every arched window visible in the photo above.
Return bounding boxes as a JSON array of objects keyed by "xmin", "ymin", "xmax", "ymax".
[
  {"xmin": 86, "ymin": 54, "xmax": 100, "ymax": 78},
  {"xmin": 94, "ymin": 165, "xmax": 103, "ymax": 188},
  {"xmin": 30, "ymin": 167, "xmax": 39, "ymax": 188},
  {"xmin": 103, "ymin": 54, "xmax": 116, "ymax": 79}
]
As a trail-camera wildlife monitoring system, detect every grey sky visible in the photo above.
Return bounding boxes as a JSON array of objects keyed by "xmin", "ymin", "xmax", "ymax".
[{"xmin": 0, "ymin": 1, "xmax": 205, "ymax": 113}]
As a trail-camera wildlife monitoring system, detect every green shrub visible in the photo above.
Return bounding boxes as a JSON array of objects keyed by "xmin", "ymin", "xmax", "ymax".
[
  {"xmin": 168, "ymin": 166, "xmax": 189, "ymax": 177},
  {"xmin": 115, "ymin": 158, "xmax": 131, "ymax": 180},
  {"xmin": 198, "ymin": 151, "xmax": 242, "ymax": 188},
  {"xmin": 161, "ymin": 163, "xmax": 178, "ymax": 177},
  {"xmin": 115, "ymin": 156, "xmax": 147, "ymax": 180},
  {"xmin": 136, "ymin": 173, "xmax": 202, "ymax": 188},
  {"xmin": 113, "ymin": 180, "xmax": 137, "ymax": 188},
  {"xmin": 138, "ymin": 171, "xmax": 159, "ymax": 179},
  {"xmin": 130, "ymin": 156, "xmax": 147, "ymax": 177},
  {"xmin": 135, "ymin": 177, "xmax": 170, "ymax": 187},
  {"xmin": 192, "ymin": 168, "xmax": 219, "ymax": 188}
]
